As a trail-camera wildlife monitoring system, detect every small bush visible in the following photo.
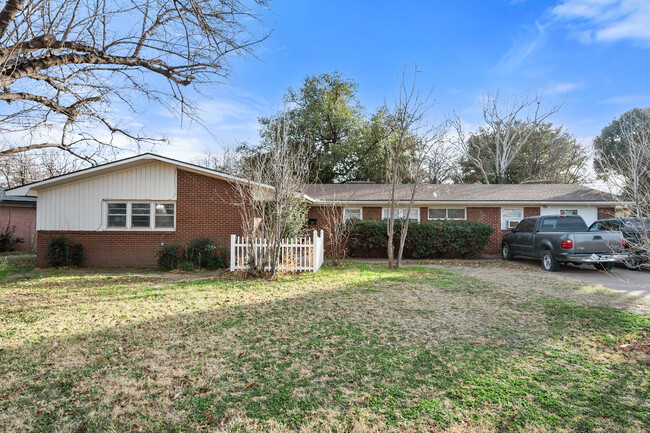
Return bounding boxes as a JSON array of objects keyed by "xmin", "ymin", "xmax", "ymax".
[
  {"xmin": 47, "ymin": 237, "xmax": 84, "ymax": 267},
  {"xmin": 158, "ymin": 244, "xmax": 183, "ymax": 271},
  {"xmin": 185, "ymin": 238, "xmax": 229, "ymax": 270},
  {"xmin": 0, "ymin": 225, "xmax": 24, "ymax": 252},
  {"xmin": 348, "ymin": 220, "xmax": 494, "ymax": 259},
  {"xmin": 178, "ymin": 260, "xmax": 196, "ymax": 272}
]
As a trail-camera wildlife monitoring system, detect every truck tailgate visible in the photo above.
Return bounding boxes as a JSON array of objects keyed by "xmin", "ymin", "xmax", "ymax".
[{"xmin": 573, "ymin": 232, "xmax": 623, "ymax": 254}]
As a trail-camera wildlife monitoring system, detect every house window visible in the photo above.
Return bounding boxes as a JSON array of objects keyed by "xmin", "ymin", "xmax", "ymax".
[
  {"xmin": 343, "ymin": 208, "xmax": 362, "ymax": 221},
  {"xmin": 105, "ymin": 201, "xmax": 175, "ymax": 230},
  {"xmin": 131, "ymin": 203, "xmax": 151, "ymax": 228},
  {"xmin": 155, "ymin": 203, "xmax": 175, "ymax": 228},
  {"xmin": 428, "ymin": 208, "xmax": 466, "ymax": 220},
  {"xmin": 560, "ymin": 209, "xmax": 578, "ymax": 216},
  {"xmin": 382, "ymin": 208, "xmax": 420, "ymax": 222},
  {"xmin": 501, "ymin": 208, "xmax": 523, "ymax": 230},
  {"xmin": 107, "ymin": 203, "xmax": 127, "ymax": 228}
]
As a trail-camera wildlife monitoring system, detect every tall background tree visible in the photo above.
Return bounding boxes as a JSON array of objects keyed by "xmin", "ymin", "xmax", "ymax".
[
  {"xmin": 0, "ymin": 0, "xmax": 269, "ymax": 163},
  {"xmin": 454, "ymin": 92, "xmax": 562, "ymax": 184},
  {"xmin": 459, "ymin": 122, "xmax": 587, "ymax": 184},
  {"xmin": 255, "ymin": 72, "xmax": 391, "ymax": 183}
]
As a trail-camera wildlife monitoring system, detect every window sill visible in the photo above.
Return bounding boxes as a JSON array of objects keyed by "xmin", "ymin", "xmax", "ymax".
[{"xmin": 102, "ymin": 228, "xmax": 176, "ymax": 232}]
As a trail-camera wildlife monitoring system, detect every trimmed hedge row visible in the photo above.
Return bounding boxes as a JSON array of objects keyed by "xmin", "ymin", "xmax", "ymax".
[{"xmin": 347, "ymin": 220, "xmax": 494, "ymax": 259}]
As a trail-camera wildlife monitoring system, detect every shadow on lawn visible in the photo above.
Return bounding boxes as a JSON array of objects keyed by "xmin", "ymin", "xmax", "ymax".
[{"xmin": 1, "ymin": 263, "xmax": 649, "ymax": 432}]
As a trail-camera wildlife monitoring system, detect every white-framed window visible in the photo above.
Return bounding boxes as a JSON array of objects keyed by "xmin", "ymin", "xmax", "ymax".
[
  {"xmin": 428, "ymin": 208, "xmax": 466, "ymax": 220},
  {"xmin": 343, "ymin": 208, "xmax": 362, "ymax": 222},
  {"xmin": 560, "ymin": 209, "xmax": 578, "ymax": 216},
  {"xmin": 105, "ymin": 201, "xmax": 175, "ymax": 230},
  {"xmin": 501, "ymin": 207, "xmax": 523, "ymax": 230},
  {"xmin": 106, "ymin": 203, "xmax": 127, "ymax": 228},
  {"xmin": 382, "ymin": 208, "xmax": 420, "ymax": 223}
]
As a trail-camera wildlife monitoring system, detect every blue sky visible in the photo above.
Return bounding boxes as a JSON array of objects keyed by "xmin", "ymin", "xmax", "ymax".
[{"xmin": 142, "ymin": 0, "xmax": 650, "ymax": 162}]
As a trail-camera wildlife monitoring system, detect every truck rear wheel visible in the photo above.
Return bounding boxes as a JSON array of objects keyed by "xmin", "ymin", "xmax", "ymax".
[
  {"xmin": 622, "ymin": 256, "xmax": 641, "ymax": 271},
  {"xmin": 541, "ymin": 250, "xmax": 560, "ymax": 272},
  {"xmin": 502, "ymin": 242, "xmax": 513, "ymax": 261}
]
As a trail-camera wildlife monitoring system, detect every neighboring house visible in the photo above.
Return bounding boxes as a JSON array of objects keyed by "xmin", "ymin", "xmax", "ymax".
[
  {"xmin": 8, "ymin": 153, "xmax": 618, "ymax": 267},
  {"xmin": 304, "ymin": 183, "xmax": 618, "ymax": 255},
  {"xmin": 0, "ymin": 195, "xmax": 37, "ymax": 251}
]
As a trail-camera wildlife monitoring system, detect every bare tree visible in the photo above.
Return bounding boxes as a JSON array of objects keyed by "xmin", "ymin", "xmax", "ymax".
[
  {"xmin": 454, "ymin": 92, "xmax": 562, "ymax": 184},
  {"xmin": 230, "ymin": 118, "xmax": 309, "ymax": 278},
  {"xmin": 0, "ymin": 0, "xmax": 268, "ymax": 162},
  {"xmin": 385, "ymin": 67, "xmax": 447, "ymax": 269},
  {"xmin": 316, "ymin": 196, "xmax": 357, "ymax": 267},
  {"xmin": 596, "ymin": 111, "xmax": 650, "ymax": 266},
  {"xmin": 423, "ymin": 141, "xmax": 457, "ymax": 184},
  {"xmin": 193, "ymin": 146, "xmax": 245, "ymax": 175},
  {"xmin": 0, "ymin": 149, "xmax": 78, "ymax": 187}
]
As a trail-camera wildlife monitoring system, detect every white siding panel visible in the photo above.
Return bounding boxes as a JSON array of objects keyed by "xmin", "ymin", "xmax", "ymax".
[
  {"xmin": 37, "ymin": 162, "xmax": 177, "ymax": 230},
  {"xmin": 539, "ymin": 205, "xmax": 599, "ymax": 226}
]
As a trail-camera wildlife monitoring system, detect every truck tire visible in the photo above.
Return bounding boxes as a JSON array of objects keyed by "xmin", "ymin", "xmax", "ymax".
[
  {"xmin": 541, "ymin": 249, "xmax": 560, "ymax": 272},
  {"xmin": 622, "ymin": 256, "xmax": 641, "ymax": 271},
  {"xmin": 594, "ymin": 262, "xmax": 614, "ymax": 272},
  {"xmin": 502, "ymin": 242, "xmax": 514, "ymax": 261}
]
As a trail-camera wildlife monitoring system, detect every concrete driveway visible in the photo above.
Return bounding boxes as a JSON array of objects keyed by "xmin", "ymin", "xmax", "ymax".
[{"xmin": 513, "ymin": 257, "xmax": 650, "ymax": 299}]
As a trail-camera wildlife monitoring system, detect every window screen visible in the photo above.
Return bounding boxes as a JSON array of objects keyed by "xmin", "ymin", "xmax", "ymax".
[
  {"xmin": 107, "ymin": 203, "xmax": 127, "ymax": 227},
  {"xmin": 131, "ymin": 203, "xmax": 151, "ymax": 227}
]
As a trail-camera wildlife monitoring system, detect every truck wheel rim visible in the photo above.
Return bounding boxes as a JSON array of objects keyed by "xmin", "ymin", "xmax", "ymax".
[
  {"xmin": 543, "ymin": 255, "xmax": 551, "ymax": 269},
  {"xmin": 503, "ymin": 245, "xmax": 509, "ymax": 258}
]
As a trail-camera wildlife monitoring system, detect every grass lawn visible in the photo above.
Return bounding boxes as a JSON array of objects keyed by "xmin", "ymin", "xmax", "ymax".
[{"xmin": 1, "ymin": 262, "xmax": 649, "ymax": 432}]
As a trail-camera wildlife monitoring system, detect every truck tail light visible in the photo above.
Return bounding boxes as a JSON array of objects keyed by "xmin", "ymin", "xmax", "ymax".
[{"xmin": 561, "ymin": 239, "xmax": 573, "ymax": 249}]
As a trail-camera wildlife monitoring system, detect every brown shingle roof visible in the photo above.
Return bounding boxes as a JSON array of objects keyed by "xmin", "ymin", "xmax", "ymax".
[{"xmin": 304, "ymin": 183, "xmax": 618, "ymax": 203}]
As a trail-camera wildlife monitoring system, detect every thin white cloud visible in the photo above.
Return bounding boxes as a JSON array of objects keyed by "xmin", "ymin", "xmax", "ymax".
[
  {"xmin": 493, "ymin": 21, "xmax": 547, "ymax": 74},
  {"xmin": 552, "ymin": 0, "xmax": 650, "ymax": 43},
  {"xmin": 546, "ymin": 81, "xmax": 584, "ymax": 94},
  {"xmin": 598, "ymin": 94, "xmax": 644, "ymax": 104}
]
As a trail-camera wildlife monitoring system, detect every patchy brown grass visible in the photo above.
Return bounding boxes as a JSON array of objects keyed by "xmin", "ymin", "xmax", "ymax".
[{"xmin": 1, "ymin": 262, "xmax": 649, "ymax": 432}]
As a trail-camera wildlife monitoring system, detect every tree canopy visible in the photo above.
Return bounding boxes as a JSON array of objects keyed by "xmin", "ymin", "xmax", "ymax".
[
  {"xmin": 256, "ymin": 72, "xmax": 390, "ymax": 183},
  {"xmin": 459, "ymin": 122, "xmax": 587, "ymax": 184},
  {"xmin": 593, "ymin": 108, "xmax": 650, "ymax": 178}
]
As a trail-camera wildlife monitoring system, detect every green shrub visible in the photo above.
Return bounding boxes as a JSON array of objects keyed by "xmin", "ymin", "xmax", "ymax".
[
  {"xmin": 348, "ymin": 220, "xmax": 494, "ymax": 259},
  {"xmin": 407, "ymin": 220, "xmax": 494, "ymax": 258},
  {"xmin": 47, "ymin": 237, "xmax": 84, "ymax": 267},
  {"xmin": 158, "ymin": 244, "xmax": 183, "ymax": 271},
  {"xmin": 178, "ymin": 260, "xmax": 196, "ymax": 272},
  {"xmin": 185, "ymin": 238, "xmax": 229, "ymax": 270},
  {"xmin": 0, "ymin": 225, "xmax": 24, "ymax": 252}
]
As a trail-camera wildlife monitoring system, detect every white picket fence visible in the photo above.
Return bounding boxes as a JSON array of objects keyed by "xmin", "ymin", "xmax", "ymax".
[{"xmin": 230, "ymin": 230, "xmax": 325, "ymax": 273}]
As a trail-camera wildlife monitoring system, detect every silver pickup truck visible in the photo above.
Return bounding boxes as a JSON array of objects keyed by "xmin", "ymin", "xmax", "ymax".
[{"xmin": 501, "ymin": 215, "xmax": 626, "ymax": 272}]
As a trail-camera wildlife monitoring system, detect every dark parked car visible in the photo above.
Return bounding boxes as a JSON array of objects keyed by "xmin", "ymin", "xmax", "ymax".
[
  {"xmin": 588, "ymin": 218, "xmax": 650, "ymax": 270},
  {"xmin": 502, "ymin": 215, "xmax": 625, "ymax": 272}
]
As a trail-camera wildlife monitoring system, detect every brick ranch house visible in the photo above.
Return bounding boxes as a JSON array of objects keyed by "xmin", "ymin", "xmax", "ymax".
[{"xmin": 8, "ymin": 153, "xmax": 618, "ymax": 267}]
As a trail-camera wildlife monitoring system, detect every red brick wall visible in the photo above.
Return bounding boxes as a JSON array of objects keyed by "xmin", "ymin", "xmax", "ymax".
[
  {"xmin": 467, "ymin": 207, "xmax": 504, "ymax": 255},
  {"xmin": 363, "ymin": 207, "xmax": 381, "ymax": 220},
  {"xmin": 0, "ymin": 204, "xmax": 36, "ymax": 251},
  {"xmin": 597, "ymin": 207, "xmax": 616, "ymax": 219},
  {"xmin": 36, "ymin": 169, "xmax": 246, "ymax": 267},
  {"xmin": 524, "ymin": 207, "xmax": 541, "ymax": 218}
]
